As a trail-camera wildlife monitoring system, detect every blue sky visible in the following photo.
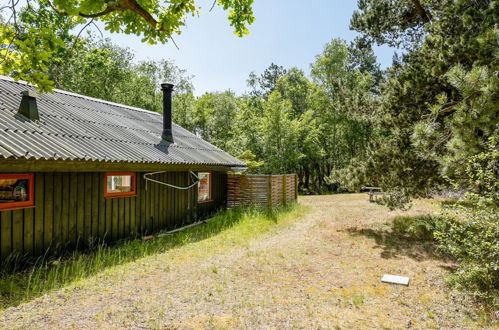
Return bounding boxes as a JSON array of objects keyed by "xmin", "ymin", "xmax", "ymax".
[{"xmin": 104, "ymin": 0, "xmax": 395, "ymax": 95}]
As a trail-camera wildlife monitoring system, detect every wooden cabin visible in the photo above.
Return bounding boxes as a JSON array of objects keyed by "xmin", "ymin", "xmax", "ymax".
[{"xmin": 0, "ymin": 76, "xmax": 246, "ymax": 260}]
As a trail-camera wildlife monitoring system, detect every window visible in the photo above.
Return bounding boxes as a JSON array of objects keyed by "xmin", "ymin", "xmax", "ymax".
[
  {"xmin": 0, "ymin": 174, "xmax": 35, "ymax": 211},
  {"xmin": 198, "ymin": 172, "xmax": 212, "ymax": 203},
  {"xmin": 104, "ymin": 172, "xmax": 136, "ymax": 198}
]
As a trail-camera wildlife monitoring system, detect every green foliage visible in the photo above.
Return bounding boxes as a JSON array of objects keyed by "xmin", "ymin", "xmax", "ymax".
[
  {"xmin": 47, "ymin": 37, "xmax": 193, "ymax": 112},
  {"xmin": 393, "ymin": 138, "xmax": 499, "ymax": 307},
  {"xmin": 192, "ymin": 91, "xmax": 241, "ymax": 152},
  {"xmin": 172, "ymin": 91, "xmax": 197, "ymax": 131},
  {"xmin": 1, "ymin": 0, "xmax": 254, "ymax": 92},
  {"xmin": 311, "ymin": 38, "xmax": 350, "ymax": 90},
  {"xmin": 390, "ymin": 207, "xmax": 498, "ymax": 308},
  {"xmin": 350, "ymin": 0, "xmax": 437, "ymax": 48},
  {"xmin": 310, "ymin": 39, "xmax": 377, "ymax": 191},
  {"xmin": 412, "ymin": 65, "xmax": 499, "ymax": 181},
  {"xmin": 167, "ymin": 50, "xmax": 377, "ymax": 193},
  {"xmin": 275, "ymin": 67, "xmax": 311, "ymax": 117},
  {"xmin": 347, "ymin": 37, "xmax": 382, "ymax": 87},
  {"xmin": 345, "ymin": 0, "xmax": 497, "ymax": 207},
  {"xmin": 435, "ymin": 207, "xmax": 498, "ymax": 306},
  {"xmin": 0, "ymin": 5, "xmax": 67, "ymax": 92},
  {"xmin": 247, "ymin": 63, "xmax": 287, "ymax": 98},
  {"xmin": 350, "ymin": 1, "xmax": 498, "ymax": 306},
  {"xmin": 238, "ymin": 40, "xmax": 378, "ymax": 191},
  {"xmin": 235, "ymin": 150, "xmax": 263, "ymax": 173},
  {"xmin": 462, "ymin": 136, "xmax": 499, "ymax": 207},
  {"xmin": 392, "ymin": 215, "xmax": 438, "ymax": 240},
  {"xmin": 1, "ymin": 0, "xmax": 496, "ymax": 310},
  {"xmin": 4, "ymin": 5, "xmax": 195, "ymax": 114},
  {"xmin": 260, "ymin": 91, "xmax": 301, "ymax": 173}
]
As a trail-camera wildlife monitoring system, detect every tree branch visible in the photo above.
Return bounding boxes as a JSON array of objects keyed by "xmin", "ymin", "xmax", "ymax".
[
  {"xmin": 46, "ymin": 0, "xmax": 68, "ymax": 16},
  {"xmin": 49, "ymin": 0, "xmax": 165, "ymax": 31},
  {"xmin": 48, "ymin": 1, "xmax": 126, "ymax": 19},
  {"xmin": 91, "ymin": 20, "xmax": 104, "ymax": 39},
  {"xmin": 411, "ymin": 0, "xmax": 432, "ymax": 23},
  {"xmin": 79, "ymin": 7, "xmax": 119, "ymax": 18},
  {"xmin": 11, "ymin": 0, "xmax": 21, "ymax": 32},
  {"xmin": 123, "ymin": 0, "xmax": 160, "ymax": 29},
  {"xmin": 209, "ymin": 0, "xmax": 217, "ymax": 12},
  {"xmin": 68, "ymin": 18, "xmax": 94, "ymax": 53},
  {"xmin": 170, "ymin": 36, "xmax": 180, "ymax": 50}
]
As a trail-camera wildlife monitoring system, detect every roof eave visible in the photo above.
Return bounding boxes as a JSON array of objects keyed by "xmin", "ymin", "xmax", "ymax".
[{"xmin": 0, "ymin": 157, "xmax": 244, "ymax": 173}]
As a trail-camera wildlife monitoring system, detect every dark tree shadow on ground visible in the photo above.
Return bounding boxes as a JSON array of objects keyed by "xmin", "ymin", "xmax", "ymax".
[{"xmin": 342, "ymin": 215, "xmax": 452, "ymax": 263}]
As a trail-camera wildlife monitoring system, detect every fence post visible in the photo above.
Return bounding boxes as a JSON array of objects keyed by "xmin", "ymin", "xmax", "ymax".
[
  {"xmin": 294, "ymin": 174, "xmax": 298, "ymax": 200},
  {"xmin": 282, "ymin": 175, "xmax": 287, "ymax": 205},
  {"xmin": 268, "ymin": 175, "xmax": 273, "ymax": 209}
]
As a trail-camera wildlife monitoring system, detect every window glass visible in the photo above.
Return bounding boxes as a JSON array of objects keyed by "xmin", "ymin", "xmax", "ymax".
[
  {"xmin": 198, "ymin": 172, "xmax": 212, "ymax": 202},
  {"xmin": 104, "ymin": 173, "xmax": 136, "ymax": 197},
  {"xmin": 107, "ymin": 175, "xmax": 132, "ymax": 193},
  {"xmin": 0, "ymin": 178, "xmax": 29, "ymax": 203},
  {"xmin": 0, "ymin": 174, "xmax": 34, "ymax": 210}
]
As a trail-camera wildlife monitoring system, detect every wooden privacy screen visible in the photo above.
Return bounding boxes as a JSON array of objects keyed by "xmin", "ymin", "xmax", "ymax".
[{"xmin": 227, "ymin": 174, "xmax": 298, "ymax": 209}]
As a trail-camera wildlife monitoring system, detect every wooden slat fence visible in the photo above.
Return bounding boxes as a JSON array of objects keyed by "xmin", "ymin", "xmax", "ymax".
[{"xmin": 227, "ymin": 174, "xmax": 298, "ymax": 208}]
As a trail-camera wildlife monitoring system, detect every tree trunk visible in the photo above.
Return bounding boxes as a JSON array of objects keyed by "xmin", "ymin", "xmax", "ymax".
[{"xmin": 304, "ymin": 169, "xmax": 310, "ymax": 191}]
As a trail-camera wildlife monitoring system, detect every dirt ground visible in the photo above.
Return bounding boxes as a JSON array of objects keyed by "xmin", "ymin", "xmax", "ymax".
[{"xmin": 0, "ymin": 194, "xmax": 487, "ymax": 329}]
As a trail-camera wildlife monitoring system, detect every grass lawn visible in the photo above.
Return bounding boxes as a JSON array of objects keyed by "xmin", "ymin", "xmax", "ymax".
[{"xmin": 0, "ymin": 194, "xmax": 491, "ymax": 328}]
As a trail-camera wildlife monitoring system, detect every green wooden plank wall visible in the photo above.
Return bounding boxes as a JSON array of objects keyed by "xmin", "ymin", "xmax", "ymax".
[{"xmin": 0, "ymin": 171, "xmax": 227, "ymax": 260}]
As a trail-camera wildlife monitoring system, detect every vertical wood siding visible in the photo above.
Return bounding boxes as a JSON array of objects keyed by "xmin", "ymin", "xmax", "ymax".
[{"xmin": 0, "ymin": 171, "xmax": 227, "ymax": 259}]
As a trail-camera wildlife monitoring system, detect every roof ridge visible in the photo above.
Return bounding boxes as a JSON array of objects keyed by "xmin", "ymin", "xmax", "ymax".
[{"xmin": 0, "ymin": 75, "xmax": 162, "ymax": 117}]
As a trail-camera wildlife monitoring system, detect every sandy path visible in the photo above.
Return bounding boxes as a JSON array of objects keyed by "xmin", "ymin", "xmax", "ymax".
[{"xmin": 0, "ymin": 194, "xmax": 482, "ymax": 329}]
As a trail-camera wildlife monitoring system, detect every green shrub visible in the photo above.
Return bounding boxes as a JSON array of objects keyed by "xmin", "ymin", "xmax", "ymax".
[
  {"xmin": 434, "ymin": 207, "xmax": 498, "ymax": 306},
  {"xmin": 391, "ymin": 209, "xmax": 498, "ymax": 308},
  {"xmin": 434, "ymin": 136, "xmax": 499, "ymax": 308},
  {"xmin": 392, "ymin": 215, "xmax": 438, "ymax": 240}
]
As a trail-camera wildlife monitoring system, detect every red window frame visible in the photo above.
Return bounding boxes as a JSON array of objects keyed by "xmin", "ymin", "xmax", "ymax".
[
  {"xmin": 0, "ymin": 173, "xmax": 35, "ymax": 211},
  {"xmin": 104, "ymin": 172, "xmax": 137, "ymax": 198},
  {"xmin": 197, "ymin": 172, "xmax": 213, "ymax": 203}
]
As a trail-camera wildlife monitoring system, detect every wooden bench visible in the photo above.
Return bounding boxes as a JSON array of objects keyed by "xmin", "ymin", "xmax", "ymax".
[{"xmin": 363, "ymin": 186, "xmax": 383, "ymax": 203}]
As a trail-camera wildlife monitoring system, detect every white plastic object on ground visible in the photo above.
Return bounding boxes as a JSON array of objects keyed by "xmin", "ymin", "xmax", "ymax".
[{"xmin": 381, "ymin": 274, "xmax": 410, "ymax": 286}]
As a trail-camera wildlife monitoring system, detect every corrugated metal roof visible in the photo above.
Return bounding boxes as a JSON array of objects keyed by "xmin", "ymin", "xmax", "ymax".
[{"xmin": 0, "ymin": 76, "xmax": 245, "ymax": 167}]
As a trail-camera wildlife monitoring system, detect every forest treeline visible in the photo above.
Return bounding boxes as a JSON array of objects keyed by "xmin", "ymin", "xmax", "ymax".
[
  {"xmin": 22, "ymin": 5, "xmax": 381, "ymax": 194},
  {"xmin": 63, "ymin": 39, "xmax": 378, "ymax": 194},
  {"xmin": 22, "ymin": 2, "xmax": 496, "ymax": 203}
]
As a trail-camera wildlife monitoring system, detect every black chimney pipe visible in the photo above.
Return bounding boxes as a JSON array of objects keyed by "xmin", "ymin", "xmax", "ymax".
[{"xmin": 161, "ymin": 83, "xmax": 174, "ymax": 142}]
